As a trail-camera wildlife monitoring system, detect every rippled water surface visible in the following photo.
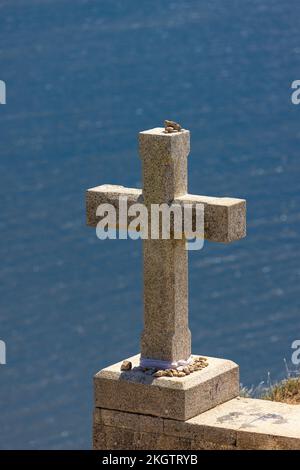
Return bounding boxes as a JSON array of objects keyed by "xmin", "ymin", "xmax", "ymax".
[{"xmin": 0, "ymin": 0, "xmax": 300, "ymax": 449}]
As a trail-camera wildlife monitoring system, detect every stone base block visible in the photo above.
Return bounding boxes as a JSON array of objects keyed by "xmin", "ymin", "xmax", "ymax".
[
  {"xmin": 93, "ymin": 398, "xmax": 300, "ymax": 450},
  {"xmin": 94, "ymin": 354, "xmax": 239, "ymax": 421}
]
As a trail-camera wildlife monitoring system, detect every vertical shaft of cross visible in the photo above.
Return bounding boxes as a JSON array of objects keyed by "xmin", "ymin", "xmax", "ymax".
[{"xmin": 139, "ymin": 128, "xmax": 191, "ymax": 365}]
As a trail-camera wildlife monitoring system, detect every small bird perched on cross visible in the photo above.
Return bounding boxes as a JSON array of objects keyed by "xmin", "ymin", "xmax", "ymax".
[{"xmin": 164, "ymin": 120, "xmax": 182, "ymax": 133}]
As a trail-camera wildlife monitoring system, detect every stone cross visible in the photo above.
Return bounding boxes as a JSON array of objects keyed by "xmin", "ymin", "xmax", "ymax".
[{"xmin": 86, "ymin": 127, "xmax": 246, "ymax": 369}]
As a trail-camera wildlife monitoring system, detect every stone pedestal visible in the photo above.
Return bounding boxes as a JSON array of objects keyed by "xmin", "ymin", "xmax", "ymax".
[{"xmin": 93, "ymin": 353, "xmax": 239, "ymax": 449}]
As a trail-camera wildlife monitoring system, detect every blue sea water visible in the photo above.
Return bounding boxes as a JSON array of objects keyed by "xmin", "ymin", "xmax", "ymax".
[{"xmin": 0, "ymin": 0, "xmax": 300, "ymax": 449}]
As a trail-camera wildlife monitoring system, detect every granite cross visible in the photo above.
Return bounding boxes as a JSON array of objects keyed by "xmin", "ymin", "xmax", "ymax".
[{"xmin": 86, "ymin": 127, "xmax": 246, "ymax": 369}]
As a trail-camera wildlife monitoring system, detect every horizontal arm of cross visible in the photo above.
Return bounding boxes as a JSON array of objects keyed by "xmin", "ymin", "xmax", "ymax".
[{"xmin": 86, "ymin": 184, "xmax": 246, "ymax": 243}]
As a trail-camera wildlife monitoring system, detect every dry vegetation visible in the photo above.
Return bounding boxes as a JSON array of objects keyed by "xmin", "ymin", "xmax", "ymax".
[
  {"xmin": 240, "ymin": 376, "xmax": 300, "ymax": 404},
  {"xmin": 262, "ymin": 377, "xmax": 300, "ymax": 404}
]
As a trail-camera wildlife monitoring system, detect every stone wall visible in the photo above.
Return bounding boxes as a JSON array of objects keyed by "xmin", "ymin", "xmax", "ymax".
[{"xmin": 93, "ymin": 398, "xmax": 300, "ymax": 450}]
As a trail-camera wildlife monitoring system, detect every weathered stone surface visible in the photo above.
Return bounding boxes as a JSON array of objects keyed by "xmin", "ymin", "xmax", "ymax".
[
  {"xmin": 101, "ymin": 426, "xmax": 136, "ymax": 450},
  {"xmin": 164, "ymin": 415, "xmax": 237, "ymax": 445},
  {"xmin": 94, "ymin": 354, "xmax": 239, "ymax": 421},
  {"xmin": 94, "ymin": 424, "xmax": 193, "ymax": 450},
  {"xmin": 237, "ymin": 432, "xmax": 300, "ymax": 450},
  {"xmin": 94, "ymin": 398, "xmax": 300, "ymax": 450},
  {"xmin": 93, "ymin": 426, "xmax": 107, "ymax": 450},
  {"xmin": 120, "ymin": 360, "xmax": 132, "ymax": 371},
  {"xmin": 141, "ymin": 238, "xmax": 190, "ymax": 362},
  {"xmin": 139, "ymin": 128, "xmax": 190, "ymax": 205},
  {"xmin": 86, "ymin": 185, "xmax": 246, "ymax": 243},
  {"xmin": 189, "ymin": 397, "xmax": 300, "ymax": 450},
  {"xmin": 86, "ymin": 184, "xmax": 142, "ymax": 229},
  {"xmin": 174, "ymin": 193, "xmax": 246, "ymax": 243},
  {"xmin": 191, "ymin": 440, "xmax": 236, "ymax": 450},
  {"xmin": 94, "ymin": 408, "xmax": 164, "ymax": 434},
  {"xmin": 139, "ymin": 129, "xmax": 191, "ymax": 363}
]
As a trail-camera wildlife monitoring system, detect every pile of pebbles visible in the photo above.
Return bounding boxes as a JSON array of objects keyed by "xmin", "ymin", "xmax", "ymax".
[
  {"xmin": 120, "ymin": 356, "xmax": 208, "ymax": 378},
  {"xmin": 163, "ymin": 120, "xmax": 182, "ymax": 133},
  {"xmin": 151, "ymin": 356, "xmax": 208, "ymax": 378}
]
